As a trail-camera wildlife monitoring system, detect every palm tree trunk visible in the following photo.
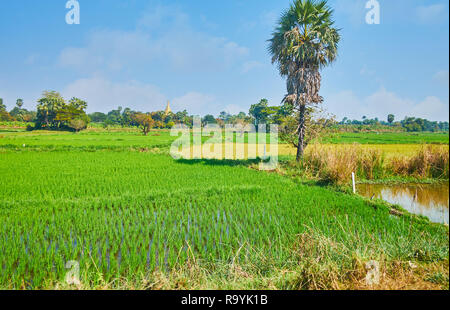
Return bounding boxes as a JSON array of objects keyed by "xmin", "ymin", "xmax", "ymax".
[{"xmin": 296, "ymin": 103, "xmax": 306, "ymax": 162}]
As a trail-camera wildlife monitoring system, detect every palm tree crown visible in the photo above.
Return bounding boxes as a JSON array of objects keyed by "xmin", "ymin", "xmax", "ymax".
[{"xmin": 269, "ymin": 0, "xmax": 340, "ymax": 105}]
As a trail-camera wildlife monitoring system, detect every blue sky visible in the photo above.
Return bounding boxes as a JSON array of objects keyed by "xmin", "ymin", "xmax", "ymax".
[{"xmin": 0, "ymin": 0, "xmax": 448, "ymax": 121}]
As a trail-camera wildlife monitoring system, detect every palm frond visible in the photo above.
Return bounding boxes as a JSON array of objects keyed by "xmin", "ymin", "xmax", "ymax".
[{"xmin": 268, "ymin": 0, "xmax": 340, "ymax": 107}]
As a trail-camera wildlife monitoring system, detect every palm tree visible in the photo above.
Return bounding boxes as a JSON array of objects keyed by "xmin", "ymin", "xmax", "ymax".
[{"xmin": 269, "ymin": 0, "xmax": 340, "ymax": 161}]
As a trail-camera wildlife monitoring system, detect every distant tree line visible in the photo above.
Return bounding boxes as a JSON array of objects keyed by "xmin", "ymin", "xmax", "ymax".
[
  {"xmin": 338, "ymin": 114, "xmax": 449, "ymax": 132},
  {"xmin": 1, "ymin": 94, "xmax": 448, "ymax": 134},
  {"xmin": 88, "ymin": 108, "xmax": 190, "ymax": 130}
]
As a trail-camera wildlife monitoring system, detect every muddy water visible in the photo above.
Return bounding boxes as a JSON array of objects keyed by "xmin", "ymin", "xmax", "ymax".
[{"xmin": 356, "ymin": 183, "xmax": 449, "ymax": 224}]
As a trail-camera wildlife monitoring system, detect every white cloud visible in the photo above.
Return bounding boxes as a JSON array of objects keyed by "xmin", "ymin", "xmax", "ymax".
[
  {"xmin": 411, "ymin": 96, "xmax": 448, "ymax": 120},
  {"xmin": 62, "ymin": 77, "xmax": 167, "ymax": 113},
  {"xmin": 62, "ymin": 77, "xmax": 219, "ymax": 115},
  {"xmin": 55, "ymin": 5, "xmax": 253, "ymax": 115},
  {"xmin": 325, "ymin": 88, "xmax": 449, "ymax": 121},
  {"xmin": 58, "ymin": 6, "xmax": 249, "ymax": 75},
  {"xmin": 58, "ymin": 30, "xmax": 158, "ymax": 74},
  {"xmin": 416, "ymin": 4, "xmax": 446, "ymax": 23}
]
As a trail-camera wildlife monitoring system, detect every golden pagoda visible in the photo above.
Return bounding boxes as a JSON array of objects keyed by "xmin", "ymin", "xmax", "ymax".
[{"xmin": 164, "ymin": 101, "xmax": 172, "ymax": 115}]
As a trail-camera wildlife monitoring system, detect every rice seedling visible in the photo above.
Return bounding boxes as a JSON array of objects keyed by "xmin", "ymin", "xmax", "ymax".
[{"xmin": 0, "ymin": 150, "xmax": 448, "ymax": 289}]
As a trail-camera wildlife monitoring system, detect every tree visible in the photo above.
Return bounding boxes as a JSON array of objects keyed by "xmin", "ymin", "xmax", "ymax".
[
  {"xmin": 16, "ymin": 99, "xmax": 24, "ymax": 109},
  {"xmin": 387, "ymin": 114, "xmax": 395, "ymax": 125},
  {"xmin": 0, "ymin": 98, "xmax": 14, "ymax": 121},
  {"xmin": 163, "ymin": 112, "xmax": 175, "ymax": 127},
  {"xmin": 54, "ymin": 104, "xmax": 89, "ymax": 125},
  {"xmin": 106, "ymin": 107, "xmax": 123, "ymax": 125},
  {"xmin": 0, "ymin": 98, "xmax": 5, "ymax": 111},
  {"xmin": 280, "ymin": 107, "xmax": 336, "ymax": 149},
  {"xmin": 89, "ymin": 112, "xmax": 107, "ymax": 123},
  {"xmin": 36, "ymin": 91, "xmax": 66, "ymax": 128},
  {"xmin": 203, "ymin": 114, "xmax": 217, "ymax": 126},
  {"xmin": 0, "ymin": 111, "xmax": 14, "ymax": 121},
  {"xmin": 269, "ymin": 0, "xmax": 340, "ymax": 161},
  {"xmin": 103, "ymin": 118, "xmax": 115, "ymax": 130},
  {"xmin": 36, "ymin": 92, "xmax": 89, "ymax": 129},
  {"xmin": 132, "ymin": 113, "xmax": 155, "ymax": 136},
  {"xmin": 121, "ymin": 107, "xmax": 134, "ymax": 127},
  {"xmin": 68, "ymin": 119, "xmax": 87, "ymax": 133},
  {"xmin": 219, "ymin": 111, "xmax": 231, "ymax": 122},
  {"xmin": 249, "ymin": 99, "xmax": 278, "ymax": 127},
  {"xmin": 175, "ymin": 110, "xmax": 189, "ymax": 123},
  {"xmin": 9, "ymin": 99, "xmax": 25, "ymax": 121},
  {"xmin": 68, "ymin": 97, "xmax": 87, "ymax": 111},
  {"xmin": 22, "ymin": 111, "xmax": 36, "ymax": 122}
]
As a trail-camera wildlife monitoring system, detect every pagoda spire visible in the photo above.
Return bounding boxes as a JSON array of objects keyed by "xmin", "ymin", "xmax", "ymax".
[{"xmin": 164, "ymin": 101, "xmax": 172, "ymax": 115}]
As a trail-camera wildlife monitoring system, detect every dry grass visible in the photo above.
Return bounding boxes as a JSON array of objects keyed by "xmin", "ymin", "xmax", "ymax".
[
  {"xmin": 300, "ymin": 144, "xmax": 385, "ymax": 184},
  {"xmin": 280, "ymin": 144, "xmax": 449, "ymax": 158},
  {"xmin": 295, "ymin": 144, "xmax": 449, "ymax": 184},
  {"xmin": 389, "ymin": 145, "xmax": 449, "ymax": 179}
]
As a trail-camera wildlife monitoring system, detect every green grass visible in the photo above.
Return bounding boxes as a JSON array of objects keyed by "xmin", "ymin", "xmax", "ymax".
[
  {"xmin": 320, "ymin": 132, "xmax": 449, "ymax": 145},
  {"xmin": 0, "ymin": 121, "xmax": 32, "ymax": 128},
  {"xmin": 0, "ymin": 130, "xmax": 176, "ymax": 151},
  {"xmin": 0, "ymin": 129, "xmax": 448, "ymax": 289},
  {"xmin": 0, "ymin": 150, "xmax": 448, "ymax": 289},
  {"xmin": 0, "ymin": 130, "xmax": 277, "ymax": 152}
]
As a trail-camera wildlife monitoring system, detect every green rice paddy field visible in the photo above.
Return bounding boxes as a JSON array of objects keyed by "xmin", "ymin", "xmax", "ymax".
[
  {"xmin": 321, "ymin": 131, "xmax": 449, "ymax": 145},
  {"xmin": 0, "ymin": 129, "xmax": 448, "ymax": 289}
]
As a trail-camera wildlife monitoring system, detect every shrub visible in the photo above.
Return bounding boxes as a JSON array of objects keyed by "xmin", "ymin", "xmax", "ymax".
[{"xmin": 68, "ymin": 119, "xmax": 87, "ymax": 133}]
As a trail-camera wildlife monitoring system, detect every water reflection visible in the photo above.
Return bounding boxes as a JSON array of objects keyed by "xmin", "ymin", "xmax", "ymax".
[{"xmin": 357, "ymin": 183, "xmax": 449, "ymax": 224}]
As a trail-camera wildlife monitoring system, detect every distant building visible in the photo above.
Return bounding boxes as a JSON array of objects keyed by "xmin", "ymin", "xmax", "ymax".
[{"xmin": 164, "ymin": 101, "xmax": 172, "ymax": 115}]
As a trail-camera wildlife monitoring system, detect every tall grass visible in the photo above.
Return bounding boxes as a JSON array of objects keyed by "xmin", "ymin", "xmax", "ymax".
[
  {"xmin": 302, "ymin": 144, "xmax": 385, "ymax": 184},
  {"xmin": 389, "ymin": 145, "xmax": 449, "ymax": 179},
  {"xmin": 300, "ymin": 144, "xmax": 448, "ymax": 184}
]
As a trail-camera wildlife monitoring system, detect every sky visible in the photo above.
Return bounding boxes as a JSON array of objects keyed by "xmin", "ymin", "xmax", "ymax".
[{"xmin": 0, "ymin": 0, "xmax": 449, "ymax": 121}]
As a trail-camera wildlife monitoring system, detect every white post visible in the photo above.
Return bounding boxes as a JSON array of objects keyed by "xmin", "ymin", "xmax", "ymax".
[{"xmin": 352, "ymin": 172, "xmax": 356, "ymax": 194}]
